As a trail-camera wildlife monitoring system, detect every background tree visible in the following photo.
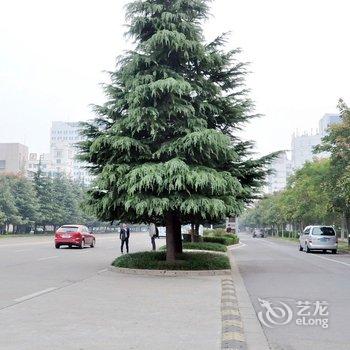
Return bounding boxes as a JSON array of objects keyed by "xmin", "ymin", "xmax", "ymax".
[
  {"xmin": 316, "ymin": 99, "xmax": 350, "ymax": 238},
  {"xmin": 33, "ymin": 169, "xmax": 57, "ymax": 231},
  {"xmin": 240, "ymin": 159, "xmax": 339, "ymax": 233},
  {"xmin": 9, "ymin": 176, "xmax": 40, "ymax": 233},
  {"xmin": 79, "ymin": 0, "xmax": 274, "ymax": 262},
  {"xmin": 0, "ymin": 176, "xmax": 21, "ymax": 232}
]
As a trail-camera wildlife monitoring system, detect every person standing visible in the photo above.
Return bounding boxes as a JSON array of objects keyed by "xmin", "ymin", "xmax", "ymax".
[
  {"xmin": 226, "ymin": 224, "xmax": 232, "ymax": 234},
  {"xmin": 120, "ymin": 223, "xmax": 130, "ymax": 253},
  {"xmin": 149, "ymin": 223, "xmax": 157, "ymax": 251}
]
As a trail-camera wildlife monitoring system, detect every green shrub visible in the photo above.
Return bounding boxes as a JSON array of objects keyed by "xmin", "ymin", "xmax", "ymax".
[
  {"xmin": 182, "ymin": 233, "xmax": 192, "ymax": 242},
  {"xmin": 203, "ymin": 228, "xmax": 232, "ymax": 237},
  {"xmin": 203, "ymin": 235, "xmax": 239, "ymax": 246},
  {"xmin": 182, "ymin": 242, "xmax": 227, "ymax": 252},
  {"xmin": 159, "ymin": 242, "xmax": 226, "ymax": 252},
  {"xmin": 203, "ymin": 236, "xmax": 226, "ymax": 244},
  {"xmin": 112, "ymin": 251, "xmax": 231, "ymax": 270}
]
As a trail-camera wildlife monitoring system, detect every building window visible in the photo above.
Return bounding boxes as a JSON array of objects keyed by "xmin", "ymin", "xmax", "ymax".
[{"xmin": 0, "ymin": 160, "xmax": 6, "ymax": 170}]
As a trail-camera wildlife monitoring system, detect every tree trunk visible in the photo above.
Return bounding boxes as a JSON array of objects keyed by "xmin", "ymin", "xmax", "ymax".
[
  {"xmin": 190, "ymin": 223, "xmax": 195, "ymax": 242},
  {"xmin": 194, "ymin": 224, "xmax": 200, "ymax": 242},
  {"xmin": 190, "ymin": 223, "xmax": 200, "ymax": 242},
  {"xmin": 345, "ymin": 212, "xmax": 350, "ymax": 245},
  {"xmin": 165, "ymin": 213, "xmax": 182, "ymax": 262},
  {"xmin": 174, "ymin": 216, "xmax": 182, "ymax": 255}
]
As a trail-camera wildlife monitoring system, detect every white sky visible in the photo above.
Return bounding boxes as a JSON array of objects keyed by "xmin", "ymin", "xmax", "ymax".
[{"xmin": 0, "ymin": 0, "xmax": 349, "ymax": 156}]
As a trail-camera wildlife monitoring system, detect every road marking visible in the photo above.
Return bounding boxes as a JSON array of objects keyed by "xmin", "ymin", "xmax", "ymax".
[
  {"xmin": 77, "ymin": 250, "xmax": 90, "ymax": 254},
  {"xmin": 257, "ymin": 236, "xmax": 350, "ymax": 268},
  {"xmin": 37, "ymin": 256, "xmax": 59, "ymax": 261},
  {"xmin": 256, "ymin": 239, "xmax": 277, "ymax": 246},
  {"xmin": 310, "ymin": 254, "xmax": 350, "ymax": 268},
  {"xmin": 229, "ymin": 242, "xmax": 247, "ymax": 250},
  {"xmin": 0, "ymin": 241, "xmax": 51, "ymax": 248},
  {"xmin": 98, "ymin": 268, "xmax": 108, "ymax": 274},
  {"xmin": 14, "ymin": 249, "xmax": 31, "ymax": 253},
  {"xmin": 14, "ymin": 287, "xmax": 57, "ymax": 302}
]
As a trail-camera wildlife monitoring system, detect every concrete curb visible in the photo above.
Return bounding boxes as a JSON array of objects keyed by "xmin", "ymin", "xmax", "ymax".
[
  {"xmin": 227, "ymin": 248, "xmax": 270, "ymax": 350},
  {"xmin": 109, "ymin": 266, "xmax": 231, "ymax": 277},
  {"xmin": 183, "ymin": 249, "xmax": 227, "ymax": 255}
]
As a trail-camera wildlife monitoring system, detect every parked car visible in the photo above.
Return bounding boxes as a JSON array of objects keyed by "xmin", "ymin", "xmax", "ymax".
[
  {"xmin": 299, "ymin": 225, "xmax": 337, "ymax": 254},
  {"xmin": 54, "ymin": 225, "xmax": 95, "ymax": 249},
  {"xmin": 253, "ymin": 228, "xmax": 264, "ymax": 238},
  {"xmin": 29, "ymin": 227, "xmax": 44, "ymax": 234}
]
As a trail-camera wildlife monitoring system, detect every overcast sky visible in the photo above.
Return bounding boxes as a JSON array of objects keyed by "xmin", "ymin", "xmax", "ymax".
[{"xmin": 1, "ymin": 0, "xmax": 349, "ymax": 155}]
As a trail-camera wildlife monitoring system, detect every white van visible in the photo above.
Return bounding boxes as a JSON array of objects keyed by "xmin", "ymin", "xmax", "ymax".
[{"xmin": 299, "ymin": 226, "xmax": 338, "ymax": 254}]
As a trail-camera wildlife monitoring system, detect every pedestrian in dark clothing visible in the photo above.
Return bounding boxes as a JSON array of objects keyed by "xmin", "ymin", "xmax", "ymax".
[
  {"xmin": 149, "ymin": 223, "xmax": 157, "ymax": 251},
  {"xmin": 226, "ymin": 225, "xmax": 232, "ymax": 234},
  {"xmin": 120, "ymin": 223, "xmax": 130, "ymax": 253}
]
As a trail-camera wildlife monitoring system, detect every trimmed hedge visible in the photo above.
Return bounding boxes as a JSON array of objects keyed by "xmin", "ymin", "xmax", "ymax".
[
  {"xmin": 203, "ymin": 228, "xmax": 227, "ymax": 237},
  {"xmin": 112, "ymin": 251, "xmax": 231, "ymax": 270},
  {"xmin": 160, "ymin": 242, "xmax": 227, "ymax": 252},
  {"xmin": 203, "ymin": 235, "xmax": 239, "ymax": 246},
  {"xmin": 182, "ymin": 242, "xmax": 227, "ymax": 252}
]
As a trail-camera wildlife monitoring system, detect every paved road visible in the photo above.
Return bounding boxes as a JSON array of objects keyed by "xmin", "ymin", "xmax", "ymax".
[
  {"xmin": 0, "ymin": 233, "xmax": 222, "ymax": 350},
  {"xmin": 235, "ymin": 232, "xmax": 350, "ymax": 350}
]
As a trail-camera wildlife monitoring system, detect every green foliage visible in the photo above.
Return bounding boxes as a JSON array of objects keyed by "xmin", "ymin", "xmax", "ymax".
[
  {"xmin": 315, "ymin": 100, "xmax": 350, "ymax": 232},
  {"xmin": 160, "ymin": 241, "xmax": 227, "ymax": 252},
  {"xmin": 203, "ymin": 228, "xmax": 228, "ymax": 237},
  {"xmin": 79, "ymin": 0, "xmax": 274, "ymax": 227},
  {"xmin": 240, "ymin": 159, "xmax": 338, "ymax": 230},
  {"xmin": 203, "ymin": 235, "xmax": 238, "ymax": 246},
  {"xmin": 0, "ymin": 173, "xmax": 98, "ymax": 233},
  {"xmin": 0, "ymin": 176, "xmax": 21, "ymax": 226},
  {"xmin": 112, "ymin": 251, "xmax": 231, "ymax": 270}
]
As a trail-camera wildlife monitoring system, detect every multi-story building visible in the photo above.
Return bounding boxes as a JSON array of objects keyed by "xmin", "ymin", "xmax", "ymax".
[
  {"xmin": 319, "ymin": 113, "xmax": 341, "ymax": 136},
  {"xmin": 267, "ymin": 113, "xmax": 341, "ymax": 194},
  {"xmin": 50, "ymin": 121, "xmax": 92, "ymax": 184},
  {"xmin": 266, "ymin": 151, "xmax": 292, "ymax": 194},
  {"xmin": 27, "ymin": 152, "xmax": 52, "ymax": 178},
  {"xmin": 291, "ymin": 132, "xmax": 322, "ymax": 170},
  {"xmin": 291, "ymin": 113, "xmax": 341, "ymax": 170},
  {"xmin": 0, "ymin": 143, "xmax": 28, "ymax": 176}
]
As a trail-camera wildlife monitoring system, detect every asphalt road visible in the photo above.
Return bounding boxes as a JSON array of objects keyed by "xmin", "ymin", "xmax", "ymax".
[
  {"xmin": 0, "ymin": 233, "xmax": 222, "ymax": 350},
  {"xmin": 235, "ymin": 232, "xmax": 350, "ymax": 350}
]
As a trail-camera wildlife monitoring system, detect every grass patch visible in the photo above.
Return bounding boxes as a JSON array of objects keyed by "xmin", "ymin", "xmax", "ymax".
[
  {"xmin": 338, "ymin": 242, "xmax": 350, "ymax": 254},
  {"xmin": 160, "ymin": 242, "xmax": 227, "ymax": 252},
  {"xmin": 112, "ymin": 251, "xmax": 231, "ymax": 270}
]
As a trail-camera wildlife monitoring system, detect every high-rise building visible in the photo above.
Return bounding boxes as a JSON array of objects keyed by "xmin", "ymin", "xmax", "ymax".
[
  {"xmin": 291, "ymin": 113, "xmax": 340, "ymax": 170},
  {"xmin": 266, "ymin": 151, "xmax": 292, "ymax": 194},
  {"xmin": 50, "ymin": 121, "xmax": 92, "ymax": 184},
  {"xmin": 291, "ymin": 132, "xmax": 322, "ymax": 170},
  {"xmin": 267, "ymin": 113, "xmax": 341, "ymax": 194},
  {"xmin": 319, "ymin": 113, "xmax": 341, "ymax": 136},
  {"xmin": 0, "ymin": 143, "xmax": 28, "ymax": 175}
]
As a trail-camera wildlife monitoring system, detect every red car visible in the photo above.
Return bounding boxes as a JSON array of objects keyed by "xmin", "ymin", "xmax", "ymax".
[{"xmin": 55, "ymin": 225, "xmax": 95, "ymax": 249}]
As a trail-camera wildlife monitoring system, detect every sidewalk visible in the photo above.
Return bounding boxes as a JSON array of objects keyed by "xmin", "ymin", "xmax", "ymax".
[
  {"xmin": 0, "ymin": 234, "xmax": 267, "ymax": 350},
  {"xmin": 0, "ymin": 269, "xmax": 223, "ymax": 350}
]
